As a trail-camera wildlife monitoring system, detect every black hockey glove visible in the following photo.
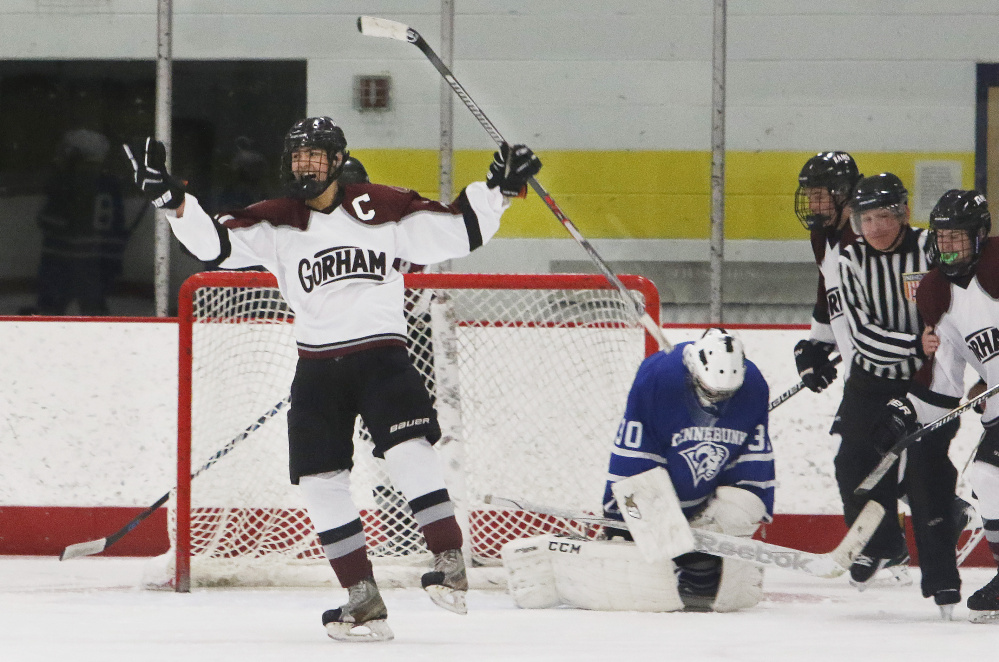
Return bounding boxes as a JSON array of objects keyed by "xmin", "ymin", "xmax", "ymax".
[
  {"xmin": 793, "ymin": 339, "xmax": 838, "ymax": 393},
  {"xmin": 874, "ymin": 397, "xmax": 919, "ymax": 454},
  {"xmin": 123, "ymin": 137, "xmax": 186, "ymax": 210},
  {"xmin": 486, "ymin": 142, "xmax": 542, "ymax": 198}
]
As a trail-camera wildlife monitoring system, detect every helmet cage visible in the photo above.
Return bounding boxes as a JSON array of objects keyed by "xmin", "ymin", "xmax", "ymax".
[
  {"xmin": 795, "ymin": 185, "xmax": 851, "ymax": 231},
  {"xmin": 927, "ymin": 189, "xmax": 991, "ymax": 278},
  {"xmin": 280, "ymin": 117, "xmax": 348, "ymax": 199},
  {"xmin": 927, "ymin": 228, "xmax": 985, "ymax": 278},
  {"xmin": 794, "ymin": 152, "xmax": 861, "ymax": 230}
]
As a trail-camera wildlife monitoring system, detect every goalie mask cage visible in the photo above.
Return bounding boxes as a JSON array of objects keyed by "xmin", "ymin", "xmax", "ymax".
[{"xmin": 168, "ymin": 271, "xmax": 660, "ymax": 591}]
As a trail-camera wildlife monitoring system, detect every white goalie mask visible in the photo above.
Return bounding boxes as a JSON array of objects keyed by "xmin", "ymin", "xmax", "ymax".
[{"xmin": 682, "ymin": 328, "xmax": 746, "ymax": 406}]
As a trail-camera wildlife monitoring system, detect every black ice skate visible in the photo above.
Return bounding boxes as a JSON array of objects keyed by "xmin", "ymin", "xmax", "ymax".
[
  {"xmin": 322, "ymin": 577, "xmax": 393, "ymax": 642},
  {"xmin": 421, "ymin": 548, "xmax": 468, "ymax": 614},
  {"xmin": 848, "ymin": 549, "xmax": 912, "ymax": 591},
  {"xmin": 967, "ymin": 571, "xmax": 999, "ymax": 624}
]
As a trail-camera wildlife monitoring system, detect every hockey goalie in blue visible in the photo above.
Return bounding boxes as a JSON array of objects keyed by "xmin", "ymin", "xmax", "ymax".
[
  {"xmin": 602, "ymin": 329, "xmax": 775, "ymax": 524},
  {"xmin": 501, "ymin": 329, "xmax": 776, "ymax": 613}
]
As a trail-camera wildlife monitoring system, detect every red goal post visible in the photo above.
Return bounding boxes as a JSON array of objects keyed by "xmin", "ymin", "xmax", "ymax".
[{"xmin": 170, "ymin": 271, "xmax": 660, "ymax": 590}]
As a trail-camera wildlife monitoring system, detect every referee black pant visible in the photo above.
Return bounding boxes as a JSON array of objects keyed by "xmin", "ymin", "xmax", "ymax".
[{"xmin": 833, "ymin": 368, "xmax": 960, "ymax": 593}]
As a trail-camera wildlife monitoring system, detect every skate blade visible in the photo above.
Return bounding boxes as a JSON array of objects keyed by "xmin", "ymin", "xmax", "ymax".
[
  {"xmin": 852, "ymin": 566, "xmax": 912, "ymax": 591},
  {"xmin": 425, "ymin": 585, "xmax": 467, "ymax": 615},
  {"xmin": 325, "ymin": 619, "xmax": 394, "ymax": 642},
  {"xmin": 969, "ymin": 609, "xmax": 999, "ymax": 624}
]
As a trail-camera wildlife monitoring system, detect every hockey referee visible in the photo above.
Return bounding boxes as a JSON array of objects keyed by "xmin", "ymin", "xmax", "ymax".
[{"xmin": 836, "ymin": 173, "xmax": 962, "ymax": 610}]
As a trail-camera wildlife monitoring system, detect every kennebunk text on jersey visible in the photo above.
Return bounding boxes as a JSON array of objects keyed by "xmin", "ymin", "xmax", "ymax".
[
  {"xmin": 671, "ymin": 426, "xmax": 748, "ymax": 447},
  {"xmin": 299, "ymin": 246, "xmax": 387, "ymax": 292}
]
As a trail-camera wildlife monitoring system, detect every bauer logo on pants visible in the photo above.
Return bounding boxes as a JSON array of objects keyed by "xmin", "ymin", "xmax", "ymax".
[{"xmin": 389, "ymin": 417, "xmax": 430, "ymax": 434}]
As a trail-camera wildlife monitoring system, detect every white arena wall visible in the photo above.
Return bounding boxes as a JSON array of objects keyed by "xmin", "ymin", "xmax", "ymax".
[
  {"xmin": 1, "ymin": 1, "xmax": 990, "ymax": 153},
  {"xmin": 1, "ymin": 2, "xmax": 996, "ymax": 284},
  {"xmin": 0, "ymin": 316, "xmax": 988, "ymax": 562}
]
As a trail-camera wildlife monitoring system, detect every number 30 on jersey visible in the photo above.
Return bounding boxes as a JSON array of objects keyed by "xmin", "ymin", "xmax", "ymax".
[{"xmin": 614, "ymin": 418, "xmax": 643, "ymax": 449}]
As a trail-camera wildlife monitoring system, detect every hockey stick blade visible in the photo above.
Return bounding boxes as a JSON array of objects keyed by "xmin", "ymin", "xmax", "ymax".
[
  {"xmin": 357, "ymin": 16, "xmax": 413, "ymax": 42},
  {"xmin": 855, "ymin": 381, "xmax": 999, "ymax": 496},
  {"xmin": 486, "ymin": 495, "xmax": 885, "ymax": 579},
  {"xmin": 768, "ymin": 354, "xmax": 842, "ymax": 412},
  {"xmin": 59, "ymin": 397, "xmax": 290, "ymax": 561},
  {"xmin": 356, "ymin": 16, "xmax": 672, "ymax": 353},
  {"xmin": 60, "ymin": 492, "xmax": 170, "ymax": 561}
]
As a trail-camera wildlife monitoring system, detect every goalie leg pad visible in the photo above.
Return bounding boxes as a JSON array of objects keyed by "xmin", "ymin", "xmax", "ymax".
[
  {"xmin": 501, "ymin": 536, "xmax": 561, "ymax": 609},
  {"xmin": 687, "ymin": 487, "xmax": 766, "ymax": 611},
  {"xmin": 550, "ymin": 536, "xmax": 683, "ymax": 612},
  {"xmin": 712, "ymin": 557, "xmax": 765, "ymax": 612}
]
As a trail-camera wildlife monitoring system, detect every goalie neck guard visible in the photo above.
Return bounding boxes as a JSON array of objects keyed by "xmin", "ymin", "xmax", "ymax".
[{"xmin": 682, "ymin": 328, "xmax": 746, "ymax": 406}]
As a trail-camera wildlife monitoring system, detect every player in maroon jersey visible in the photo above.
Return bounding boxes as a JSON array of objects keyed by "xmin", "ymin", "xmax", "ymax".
[
  {"xmin": 895, "ymin": 189, "xmax": 999, "ymax": 622},
  {"xmin": 125, "ymin": 117, "xmax": 541, "ymax": 640},
  {"xmin": 792, "ymin": 151, "xmax": 862, "ymax": 392}
]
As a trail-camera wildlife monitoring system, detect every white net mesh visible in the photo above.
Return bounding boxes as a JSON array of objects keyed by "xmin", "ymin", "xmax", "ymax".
[{"xmin": 167, "ymin": 272, "xmax": 657, "ymax": 588}]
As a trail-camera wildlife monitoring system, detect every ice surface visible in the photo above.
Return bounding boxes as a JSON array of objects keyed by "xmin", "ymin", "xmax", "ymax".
[{"xmin": 2, "ymin": 556, "xmax": 995, "ymax": 661}]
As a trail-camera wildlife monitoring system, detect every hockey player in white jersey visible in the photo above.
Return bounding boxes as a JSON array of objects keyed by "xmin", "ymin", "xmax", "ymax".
[
  {"xmin": 792, "ymin": 151, "xmax": 862, "ymax": 392},
  {"xmin": 890, "ymin": 190, "xmax": 999, "ymax": 622},
  {"xmin": 124, "ymin": 117, "xmax": 541, "ymax": 641},
  {"xmin": 502, "ymin": 328, "xmax": 776, "ymax": 613}
]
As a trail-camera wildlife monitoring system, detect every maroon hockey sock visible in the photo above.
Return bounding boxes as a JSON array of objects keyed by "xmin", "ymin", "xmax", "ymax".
[
  {"xmin": 422, "ymin": 516, "xmax": 463, "ymax": 554},
  {"xmin": 329, "ymin": 547, "xmax": 375, "ymax": 588}
]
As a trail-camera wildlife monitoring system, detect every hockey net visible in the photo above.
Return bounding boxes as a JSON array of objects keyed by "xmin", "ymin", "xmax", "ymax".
[{"xmin": 161, "ymin": 271, "xmax": 659, "ymax": 590}]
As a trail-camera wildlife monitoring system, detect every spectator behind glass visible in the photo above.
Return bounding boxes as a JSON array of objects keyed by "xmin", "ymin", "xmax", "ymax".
[{"xmin": 23, "ymin": 128, "xmax": 128, "ymax": 316}]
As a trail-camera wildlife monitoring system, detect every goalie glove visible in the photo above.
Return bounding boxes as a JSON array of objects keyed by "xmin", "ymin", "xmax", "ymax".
[
  {"xmin": 793, "ymin": 339, "xmax": 838, "ymax": 393},
  {"xmin": 486, "ymin": 143, "xmax": 542, "ymax": 198},
  {"xmin": 123, "ymin": 137, "xmax": 187, "ymax": 210}
]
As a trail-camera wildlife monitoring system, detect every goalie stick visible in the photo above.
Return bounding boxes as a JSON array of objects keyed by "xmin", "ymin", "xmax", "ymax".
[
  {"xmin": 768, "ymin": 354, "xmax": 842, "ymax": 412},
  {"xmin": 484, "ymin": 494, "xmax": 885, "ymax": 579},
  {"xmin": 357, "ymin": 15, "xmax": 671, "ymax": 353},
  {"xmin": 59, "ymin": 396, "xmax": 291, "ymax": 561},
  {"xmin": 854, "ymin": 380, "xmax": 999, "ymax": 496}
]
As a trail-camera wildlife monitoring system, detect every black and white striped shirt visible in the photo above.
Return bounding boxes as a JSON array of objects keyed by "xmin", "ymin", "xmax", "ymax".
[{"xmin": 838, "ymin": 227, "xmax": 929, "ymax": 381}]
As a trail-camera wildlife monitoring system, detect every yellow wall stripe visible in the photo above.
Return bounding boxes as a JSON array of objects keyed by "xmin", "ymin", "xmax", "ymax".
[{"xmin": 351, "ymin": 149, "xmax": 975, "ymax": 240}]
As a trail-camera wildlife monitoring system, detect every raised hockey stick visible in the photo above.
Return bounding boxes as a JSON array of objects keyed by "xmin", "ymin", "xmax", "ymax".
[
  {"xmin": 357, "ymin": 16, "xmax": 671, "ymax": 353},
  {"xmin": 484, "ymin": 494, "xmax": 885, "ymax": 579},
  {"xmin": 767, "ymin": 354, "xmax": 842, "ymax": 412},
  {"xmin": 59, "ymin": 397, "xmax": 291, "ymax": 561},
  {"xmin": 854, "ymin": 381, "xmax": 999, "ymax": 496}
]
